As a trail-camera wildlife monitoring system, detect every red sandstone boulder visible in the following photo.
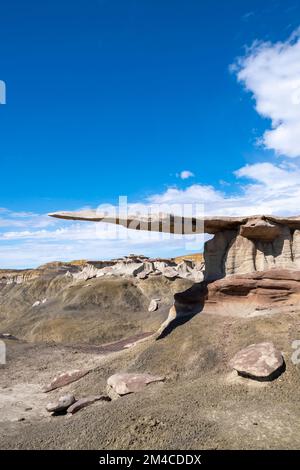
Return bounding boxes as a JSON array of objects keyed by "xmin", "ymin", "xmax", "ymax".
[
  {"xmin": 229, "ymin": 342, "xmax": 284, "ymax": 380},
  {"xmin": 43, "ymin": 369, "xmax": 89, "ymax": 392}
]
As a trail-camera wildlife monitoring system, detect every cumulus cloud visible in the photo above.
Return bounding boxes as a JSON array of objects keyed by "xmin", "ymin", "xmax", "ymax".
[
  {"xmin": 150, "ymin": 161, "xmax": 300, "ymax": 216},
  {"xmin": 177, "ymin": 170, "xmax": 195, "ymax": 180},
  {"xmin": 235, "ymin": 28, "xmax": 300, "ymax": 157}
]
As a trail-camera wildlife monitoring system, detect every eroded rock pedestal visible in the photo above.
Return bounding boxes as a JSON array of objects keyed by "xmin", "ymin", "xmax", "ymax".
[{"xmin": 204, "ymin": 217, "xmax": 300, "ymax": 280}]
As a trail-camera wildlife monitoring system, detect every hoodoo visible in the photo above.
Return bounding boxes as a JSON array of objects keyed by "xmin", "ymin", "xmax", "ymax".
[{"xmin": 49, "ymin": 210, "xmax": 300, "ymax": 280}]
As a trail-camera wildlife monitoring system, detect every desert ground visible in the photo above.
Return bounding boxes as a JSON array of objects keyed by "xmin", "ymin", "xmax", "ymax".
[{"xmin": 1, "ymin": 260, "xmax": 300, "ymax": 450}]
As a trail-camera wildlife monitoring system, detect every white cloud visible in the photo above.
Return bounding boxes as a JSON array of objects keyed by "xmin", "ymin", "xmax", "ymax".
[
  {"xmin": 150, "ymin": 161, "xmax": 300, "ymax": 216},
  {"xmin": 178, "ymin": 170, "xmax": 195, "ymax": 180},
  {"xmin": 235, "ymin": 28, "xmax": 300, "ymax": 157}
]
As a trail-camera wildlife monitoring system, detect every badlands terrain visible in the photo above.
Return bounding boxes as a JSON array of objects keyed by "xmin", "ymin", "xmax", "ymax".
[{"xmin": 1, "ymin": 253, "xmax": 300, "ymax": 449}]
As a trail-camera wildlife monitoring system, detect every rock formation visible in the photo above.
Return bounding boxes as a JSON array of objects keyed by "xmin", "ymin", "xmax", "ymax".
[
  {"xmin": 67, "ymin": 255, "xmax": 203, "ymax": 282},
  {"xmin": 49, "ymin": 211, "xmax": 300, "ymax": 280}
]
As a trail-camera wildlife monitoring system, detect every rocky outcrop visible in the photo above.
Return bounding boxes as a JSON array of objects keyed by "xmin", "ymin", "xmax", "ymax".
[
  {"xmin": 0, "ymin": 263, "xmax": 81, "ymax": 286},
  {"xmin": 229, "ymin": 342, "xmax": 284, "ymax": 380},
  {"xmin": 156, "ymin": 269, "xmax": 300, "ymax": 338},
  {"xmin": 204, "ymin": 231, "xmax": 238, "ymax": 280},
  {"xmin": 205, "ymin": 222, "xmax": 300, "ymax": 280},
  {"xmin": 202, "ymin": 269, "xmax": 300, "ymax": 318},
  {"xmin": 0, "ymin": 269, "xmax": 39, "ymax": 285},
  {"xmin": 68, "ymin": 255, "xmax": 204, "ymax": 283}
]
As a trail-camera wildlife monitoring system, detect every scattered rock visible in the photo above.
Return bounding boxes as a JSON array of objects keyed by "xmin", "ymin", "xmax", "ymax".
[
  {"xmin": 148, "ymin": 299, "xmax": 159, "ymax": 312},
  {"xmin": 229, "ymin": 342, "xmax": 284, "ymax": 380},
  {"xmin": 43, "ymin": 369, "xmax": 89, "ymax": 392},
  {"xmin": 136, "ymin": 271, "xmax": 148, "ymax": 279},
  {"xmin": 72, "ymin": 264, "xmax": 100, "ymax": 281},
  {"xmin": 107, "ymin": 373, "xmax": 165, "ymax": 399},
  {"xmin": 67, "ymin": 395, "xmax": 110, "ymax": 414},
  {"xmin": 0, "ymin": 333, "xmax": 18, "ymax": 340},
  {"xmin": 160, "ymin": 267, "xmax": 178, "ymax": 279},
  {"xmin": 46, "ymin": 394, "xmax": 76, "ymax": 414}
]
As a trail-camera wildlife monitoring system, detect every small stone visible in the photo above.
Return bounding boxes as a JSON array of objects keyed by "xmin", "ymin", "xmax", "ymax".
[
  {"xmin": 46, "ymin": 394, "xmax": 76, "ymax": 413},
  {"xmin": 148, "ymin": 299, "xmax": 159, "ymax": 312}
]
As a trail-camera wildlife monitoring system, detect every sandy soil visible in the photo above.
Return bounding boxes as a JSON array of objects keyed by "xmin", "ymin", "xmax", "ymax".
[{"xmin": 1, "ymin": 307, "xmax": 300, "ymax": 450}]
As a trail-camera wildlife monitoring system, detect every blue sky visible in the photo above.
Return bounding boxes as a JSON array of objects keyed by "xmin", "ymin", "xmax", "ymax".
[{"xmin": 1, "ymin": 0, "xmax": 300, "ymax": 267}]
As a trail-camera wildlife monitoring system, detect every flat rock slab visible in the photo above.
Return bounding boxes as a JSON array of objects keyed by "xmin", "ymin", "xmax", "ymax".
[
  {"xmin": 229, "ymin": 342, "xmax": 284, "ymax": 380},
  {"xmin": 43, "ymin": 369, "xmax": 89, "ymax": 392},
  {"xmin": 67, "ymin": 395, "xmax": 110, "ymax": 414},
  {"xmin": 107, "ymin": 373, "xmax": 165, "ymax": 398},
  {"xmin": 46, "ymin": 394, "xmax": 75, "ymax": 413},
  {"xmin": 161, "ymin": 268, "xmax": 178, "ymax": 279}
]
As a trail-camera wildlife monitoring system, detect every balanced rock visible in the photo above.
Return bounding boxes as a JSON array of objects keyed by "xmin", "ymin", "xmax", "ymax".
[
  {"xmin": 107, "ymin": 373, "xmax": 165, "ymax": 399},
  {"xmin": 229, "ymin": 342, "xmax": 284, "ymax": 380},
  {"xmin": 46, "ymin": 394, "xmax": 76, "ymax": 413}
]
